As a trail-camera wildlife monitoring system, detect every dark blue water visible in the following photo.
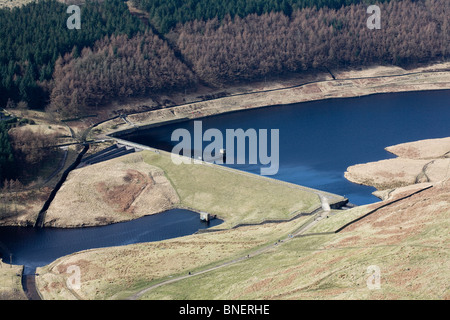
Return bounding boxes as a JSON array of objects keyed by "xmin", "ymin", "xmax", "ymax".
[
  {"xmin": 1, "ymin": 90, "xmax": 448, "ymax": 274},
  {"xmin": 0, "ymin": 209, "xmax": 222, "ymax": 274},
  {"xmin": 123, "ymin": 90, "xmax": 450, "ymax": 205}
]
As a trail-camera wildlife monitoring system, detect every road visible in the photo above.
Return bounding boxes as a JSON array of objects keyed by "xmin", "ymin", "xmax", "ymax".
[
  {"xmin": 127, "ymin": 200, "xmax": 331, "ymax": 300},
  {"xmin": 127, "ymin": 185, "xmax": 434, "ymax": 300}
]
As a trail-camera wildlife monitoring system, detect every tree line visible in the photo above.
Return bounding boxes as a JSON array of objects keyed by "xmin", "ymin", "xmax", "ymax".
[
  {"xmin": 0, "ymin": 0, "xmax": 146, "ymax": 109},
  {"xmin": 172, "ymin": 0, "xmax": 448, "ymax": 86},
  {"xmin": 48, "ymin": 30, "xmax": 197, "ymax": 116},
  {"xmin": 0, "ymin": 122, "xmax": 15, "ymax": 183},
  {"xmin": 1, "ymin": 0, "xmax": 448, "ymax": 116},
  {"xmin": 133, "ymin": 0, "xmax": 393, "ymax": 33},
  {"xmin": 0, "ymin": 0, "xmax": 447, "ymax": 185},
  {"xmin": 47, "ymin": 0, "xmax": 448, "ymax": 113}
]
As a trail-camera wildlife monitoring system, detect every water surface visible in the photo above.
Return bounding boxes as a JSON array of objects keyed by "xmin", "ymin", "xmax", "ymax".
[
  {"xmin": 0, "ymin": 208, "xmax": 222, "ymax": 274},
  {"xmin": 123, "ymin": 90, "xmax": 450, "ymax": 205},
  {"xmin": 1, "ymin": 90, "xmax": 449, "ymax": 273}
]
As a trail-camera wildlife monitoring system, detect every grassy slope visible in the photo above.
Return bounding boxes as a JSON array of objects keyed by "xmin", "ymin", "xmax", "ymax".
[
  {"xmin": 44, "ymin": 150, "xmax": 321, "ymax": 227},
  {"xmin": 142, "ymin": 151, "xmax": 321, "ymax": 229},
  {"xmin": 35, "ymin": 161, "xmax": 449, "ymax": 300},
  {"xmin": 139, "ymin": 182, "xmax": 450, "ymax": 300},
  {"xmin": 35, "ymin": 150, "xmax": 322, "ymax": 299},
  {"xmin": 34, "ymin": 137, "xmax": 450, "ymax": 300},
  {"xmin": 36, "ymin": 210, "xmax": 317, "ymax": 300},
  {"xmin": 0, "ymin": 262, "xmax": 27, "ymax": 300}
]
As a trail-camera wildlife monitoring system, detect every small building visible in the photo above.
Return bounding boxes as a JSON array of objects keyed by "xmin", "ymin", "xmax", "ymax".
[{"xmin": 200, "ymin": 212, "xmax": 210, "ymax": 222}]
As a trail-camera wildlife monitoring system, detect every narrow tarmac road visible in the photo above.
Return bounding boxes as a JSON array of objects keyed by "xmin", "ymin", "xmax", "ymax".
[{"xmin": 127, "ymin": 205, "xmax": 329, "ymax": 300}]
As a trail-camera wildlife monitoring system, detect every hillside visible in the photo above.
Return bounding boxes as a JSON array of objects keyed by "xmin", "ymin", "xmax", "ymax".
[
  {"xmin": 34, "ymin": 138, "xmax": 449, "ymax": 299},
  {"xmin": 1, "ymin": 0, "xmax": 448, "ymax": 117},
  {"xmin": 345, "ymin": 137, "xmax": 450, "ymax": 196},
  {"xmin": 136, "ymin": 180, "xmax": 449, "ymax": 299},
  {"xmin": 43, "ymin": 150, "xmax": 325, "ymax": 228},
  {"xmin": 0, "ymin": 0, "xmax": 448, "ymax": 302}
]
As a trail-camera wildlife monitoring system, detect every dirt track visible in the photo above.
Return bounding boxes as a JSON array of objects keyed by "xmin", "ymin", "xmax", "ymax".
[
  {"xmin": 127, "ymin": 204, "xmax": 331, "ymax": 300},
  {"xmin": 126, "ymin": 182, "xmax": 436, "ymax": 300},
  {"xmin": 94, "ymin": 62, "xmax": 450, "ymax": 140}
]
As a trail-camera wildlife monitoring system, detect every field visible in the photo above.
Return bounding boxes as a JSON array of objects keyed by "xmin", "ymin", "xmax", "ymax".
[
  {"xmin": 36, "ymin": 216, "xmax": 316, "ymax": 299},
  {"xmin": 345, "ymin": 137, "xmax": 450, "ymax": 193},
  {"xmin": 44, "ymin": 150, "xmax": 325, "ymax": 228},
  {"xmin": 44, "ymin": 152, "xmax": 180, "ymax": 227},
  {"xmin": 33, "ymin": 136, "xmax": 450, "ymax": 300},
  {"xmin": 137, "ymin": 180, "xmax": 450, "ymax": 300},
  {"xmin": 140, "ymin": 151, "xmax": 325, "ymax": 229},
  {"xmin": 34, "ymin": 176, "xmax": 450, "ymax": 300},
  {"xmin": 1, "ymin": 60, "xmax": 448, "ymax": 299}
]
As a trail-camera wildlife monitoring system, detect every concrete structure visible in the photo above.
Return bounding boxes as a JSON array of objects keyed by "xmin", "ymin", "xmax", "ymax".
[{"xmin": 200, "ymin": 212, "xmax": 210, "ymax": 222}]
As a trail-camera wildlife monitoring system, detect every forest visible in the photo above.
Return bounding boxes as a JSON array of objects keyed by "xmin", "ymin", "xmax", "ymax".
[
  {"xmin": 0, "ymin": 0, "xmax": 448, "ymax": 183},
  {"xmin": 49, "ymin": 30, "xmax": 196, "ymax": 117},
  {"xmin": 0, "ymin": 0, "xmax": 146, "ymax": 109},
  {"xmin": 1, "ymin": 0, "xmax": 447, "ymax": 116},
  {"xmin": 133, "ymin": 0, "xmax": 393, "ymax": 33},
  {"xmin": 0, "ymin": 122, "xmax": 15, "ymax": 183},
  {"xmin": 171, "ymin": 0, "xmax": 448, "ymax": 86},
  {"xmin": 49, "ymin": 0, "xmax": 448, "ymax": 108}
]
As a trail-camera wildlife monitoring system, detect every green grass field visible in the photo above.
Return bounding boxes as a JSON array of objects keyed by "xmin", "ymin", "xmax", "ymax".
[
  {"xmin": 34, "ymin": 150, "xmax": 450, "ymax": 300},
  {"xmin": 141, "ymin": 151, "xmax": 322, "ymax": 228},
  {"xmin": 138, "ymin": 190, "xmax": 449, "ymax": 300}
]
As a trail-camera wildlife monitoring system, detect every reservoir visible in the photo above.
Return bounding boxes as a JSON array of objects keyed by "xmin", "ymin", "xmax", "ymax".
[
  {"xmin": 121, "ymin": 90, "xmax": 450, "ymax": 205},
  {"xmin": 0, "ymin": 90, "xmax": 449, "ymax": 275},
  {"xmin": 0, "ymin": 209, "xmax": 223, "ymax": 274}
]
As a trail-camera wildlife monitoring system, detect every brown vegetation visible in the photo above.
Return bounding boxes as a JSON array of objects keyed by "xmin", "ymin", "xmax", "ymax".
[
  {"xmin": 0, "ymin": 186, "xmax": 52, "ymax": 226},
  {"xmin": 173, "ymin": 0, "xmax": 448, "ymax": 86},
  {"xmin": 345, "ymin": 137, "xmax": 450, "ymax": 195},
  {"xmin": 47, "ymin": 0, "xmax": 448, "ymax": 115},
  {"xmin": 35, "ymin": 176, "xmax": 450, "ymax": 300},
  {"xmin": 44, "ymin": 154, "xmax": 180, "ymax": 227},
  {"xmin": 48, "ymin": 30, "xmax": 196, "ymax": 117},
  {"xmin": 95, "ymin": 169, "xmax": 153, "ymax": 214},
  {"xmin": 8, "ymin": 127, "xmax": 58, "ymax": 179}
]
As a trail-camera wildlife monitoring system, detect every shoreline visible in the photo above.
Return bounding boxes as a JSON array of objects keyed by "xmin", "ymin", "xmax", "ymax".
[
  {"xmin": 3, "ymin": 63, "xmax": 449, "ymax": 300},
  {"xmin": 110, "ymin": 88, "xmax": 450, "ymax": 138},
  {"xmin": 94, "ymin": 62, "xmax": 450, "ymax": 139},
  {"xmin": 0, "ymin": 62, "xmax": 449, "ymax": 229},
  {"xmin": 39, "ymin": 148, "xmax": 345, "ymax": 229}
]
